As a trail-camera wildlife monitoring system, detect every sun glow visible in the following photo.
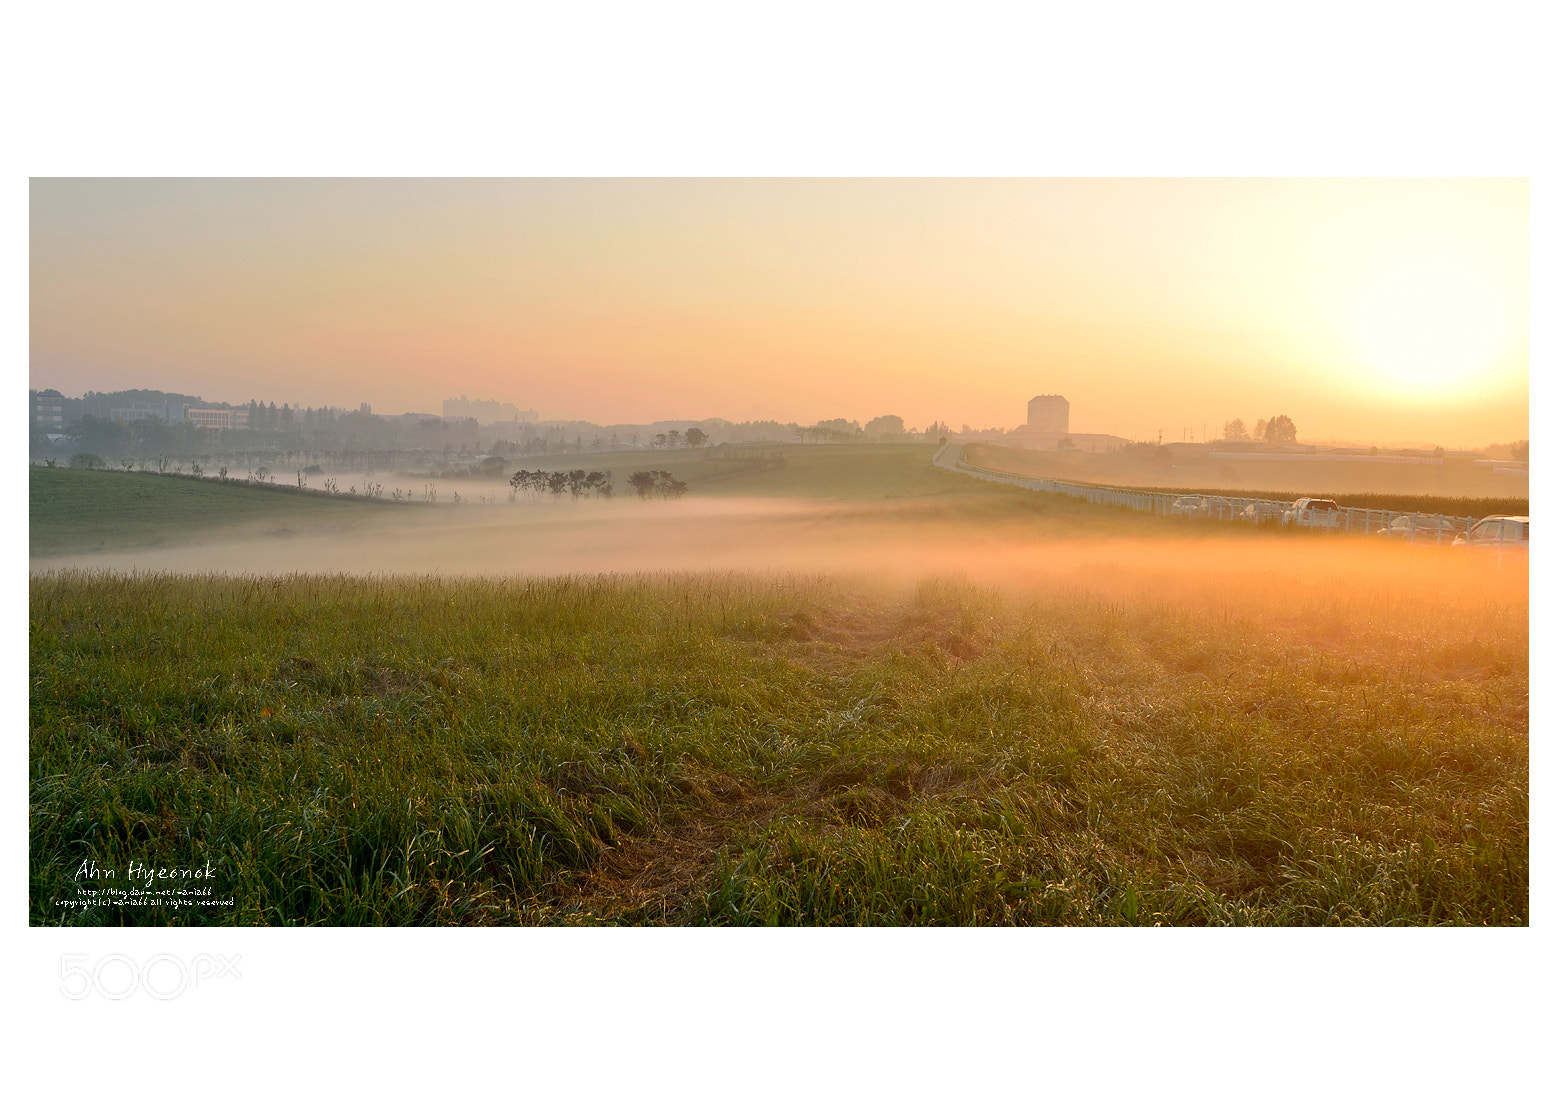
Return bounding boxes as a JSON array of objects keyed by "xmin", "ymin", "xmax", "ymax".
[{"xmin": 1337, "ymin": 260, "xmax": 1520, "ymax": 399}]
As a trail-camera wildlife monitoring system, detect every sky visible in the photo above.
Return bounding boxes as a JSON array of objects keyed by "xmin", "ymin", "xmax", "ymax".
[{"xmin": 29, "ymin": 178, "xmax": 1528, "ymax": 445}]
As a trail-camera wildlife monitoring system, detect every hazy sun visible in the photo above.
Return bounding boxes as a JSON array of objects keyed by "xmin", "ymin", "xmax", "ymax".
[{"xmin": 1341, "ymin": 263, "xmax": 1513, "ymax": 396}]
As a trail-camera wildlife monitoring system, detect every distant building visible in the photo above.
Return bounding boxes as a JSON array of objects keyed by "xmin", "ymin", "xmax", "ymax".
[
  {"xmin": 30, "ymin": 389, "xmax": 64, "ymax": 429},
  {"xmin": 183, "ymin": 407, "xmax": 249, "ymax": 430},
  {"xmin": 1011, "ymin": 392, "xmax": 1125, "ymax": 452},
  {"xmin": 109, "ymin": 401, "xmax": 185, "ymax": 424},
  {"xmin": 1026, "ymin": 394, "xmax": 1070, "ymax": 437},
  {"xmin": 443, "ymin": 394, "xmax": 537, "ymax": 422}
]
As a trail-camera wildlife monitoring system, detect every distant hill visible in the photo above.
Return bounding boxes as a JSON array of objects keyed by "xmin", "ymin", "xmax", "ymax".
[{"xmin": 29, "ymin": 467, "xmax": 406, "ymax": 558}]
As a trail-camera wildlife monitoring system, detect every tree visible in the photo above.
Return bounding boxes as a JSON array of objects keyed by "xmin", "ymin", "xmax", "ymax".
[
  {"xmin": 72, "ymin": 415, "xmax": 130, "ymax": 456},
  {"xmin": 1222, "ymin": 418, "xmax": 1248, "ymax": 441},
  {"xmin": 865, "ymin": 415, "xmax": 905, "ymax": 438},
  {"xmin": 667, "ymin": 429, "xmax": 683, "ymax": 449},
  {"xmin": 1058, "ymin": 437, "xmax": 1075, "ymax": 450},
  {"xmin": 653, "ymin": 433, "xmax": 667, "ymax": 449},
  {"xmin": 1252, "ymin": 418, "xmax": 1268, "ymax": 443},
  {"xmin": 1511, "ymin": 439, "xmax": 1529, "ymax": 462},
  {"xmin": 628, "ymin": 471, "xmax": 658, "ymax": 499},
  {"xmin": 628, "ymin": 470, "xmax": 688, "ymax": 499},
  {"xmin": 684, "ymin": 426, "xmax": 708, "ymax": 448},
  {"xmin": 654, "ymin": 471, "xmax": 688, "ymax": 499},
  {"xmin": 1264, "ymin": 415, "xmax": 1297, "ymax": 443}
]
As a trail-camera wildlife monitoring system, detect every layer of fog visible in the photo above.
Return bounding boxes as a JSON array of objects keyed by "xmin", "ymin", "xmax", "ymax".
[{"xmin": 35, "ymin": 494, "xmax": 1527, "ymax": 631}]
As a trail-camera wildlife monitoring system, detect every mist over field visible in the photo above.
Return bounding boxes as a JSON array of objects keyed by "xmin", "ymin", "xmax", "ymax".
[
  {"xmin": 40, "ymin": 486, "xmax": 1525, "ymax": 631},
  {"xmin": 29, "ymin": 445, "xmax": 1527, "ymax": 927}
]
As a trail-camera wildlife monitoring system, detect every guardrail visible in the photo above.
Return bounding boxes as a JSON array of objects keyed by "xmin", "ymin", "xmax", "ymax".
[{"xmin": 932, "ymin": 445, "xmax": 1524, "ymax": 551}]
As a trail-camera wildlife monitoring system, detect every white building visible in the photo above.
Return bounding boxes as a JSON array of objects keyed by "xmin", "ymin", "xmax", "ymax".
[{"xmin": 183, "ymin": 407, "xmax": 249, "ymax": 430}]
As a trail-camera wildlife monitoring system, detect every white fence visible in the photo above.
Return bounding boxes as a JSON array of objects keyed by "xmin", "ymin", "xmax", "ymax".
[{"xmin": 933, "ymin": 446, "xmax": 1522, "ymax": 550}]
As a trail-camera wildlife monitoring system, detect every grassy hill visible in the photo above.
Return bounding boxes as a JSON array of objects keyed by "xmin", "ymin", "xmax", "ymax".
[
  {"xmin": 473, "ymin": 443, "xmax": 964, "ymax": 500},
  {"xmin": 31, "ymin": 445, "xmax": 1413, "ymax": 567},
  {"xmin": 29, "ymin": 467, "xmax": 412, "ymax": 558}
]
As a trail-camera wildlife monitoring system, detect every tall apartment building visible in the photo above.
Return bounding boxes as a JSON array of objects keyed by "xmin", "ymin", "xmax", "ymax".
[
  {"xmin": 30, "ymin": 389, "xmax": 65, "ymax": 429},
  {"xmin": 1026, "ymin": 394, "xmax": 1069, "ymax": 437}
]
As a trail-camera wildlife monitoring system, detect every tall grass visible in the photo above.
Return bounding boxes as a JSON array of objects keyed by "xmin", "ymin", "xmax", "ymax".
[{"xmin": 31, "ymin": 565, "xmax": 1526, "ymax": 925}]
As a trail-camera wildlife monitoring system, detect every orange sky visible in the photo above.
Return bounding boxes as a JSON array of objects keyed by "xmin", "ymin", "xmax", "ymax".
[{"xmin": 29, "ymin": 179, "xmax": 1528, "ymax": 444}]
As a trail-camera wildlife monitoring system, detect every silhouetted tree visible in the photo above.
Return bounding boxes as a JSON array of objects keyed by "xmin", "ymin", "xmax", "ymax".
[
  {"xmin": 1222, "ymin": 418, "xmax": 1248, "ymax": 441},
  {"xmin": 684, "ymin": 427, "xmax": 708, "ymax": 448},
  {"xmin": 628, "ymin": 471, "xmax": 657, "ymax": 499},
  {"xmin": 1264, "ymin": 415, "xmax": 1297, "ymax": 443},
  {"xmin": 865, "ymin": 414, "xmax": 905, "ymax": 438},
  {"xmin": 655, "ymin": 471, "xmax": 688, "ymax": 499},
  {"xmin": 628, "ymin": 470, "xmax": 687, "ymax": 499},
  {"xmin": 1512, "ymin": 440, "xmax": 1529, "ymax": 462}
]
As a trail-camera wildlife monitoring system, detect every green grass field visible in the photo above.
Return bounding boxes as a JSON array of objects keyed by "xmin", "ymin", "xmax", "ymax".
[
  {"xmin": 29, "ymin": 448, "xmax": 1528, "ymax": 925},
  {"xmin": 29, "ymin": 466, "xmax": 412, "ymax": 558}
]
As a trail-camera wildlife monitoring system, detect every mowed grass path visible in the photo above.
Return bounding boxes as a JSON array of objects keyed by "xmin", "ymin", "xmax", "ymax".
[
  {"xmin": 30, "ymin": 467, "xmax": 411, "ymax": 558},
  {"xmin": 31, "ymin": 568, "xmax": 1527, "ymax": 925}
]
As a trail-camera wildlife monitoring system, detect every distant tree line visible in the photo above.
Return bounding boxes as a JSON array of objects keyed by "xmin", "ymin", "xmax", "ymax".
[
  {"xmin": 1223, "ymin": 415, "xmax": 1298, "ymax": 444},
  {"xmin": 40, "ymin": 385, "xmax": 948, "ymax": 462}
]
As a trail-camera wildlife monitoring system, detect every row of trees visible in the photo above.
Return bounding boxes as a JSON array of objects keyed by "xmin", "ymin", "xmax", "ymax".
[
  {"xmin": 1222, "ymin": 415, "xmax": 1298, "ymax": 444},
  {"xmin": 650, "ymin": 427, "xmax": 708, "ymax": 449},
  {"xmin": 795, "ymin": 415, "xmax": 941, "ymax": 443},
  {"xmin": 504, "ymin": 467, "xmax": 685, "ymax": 501},
  {"xmin": 509, "ymin": 469, "xmax": 614, "ymax": 500},
  {"xmin": 627, "ymin": 471, "xmax": 689, "ymax": 499},
  {"xmin": 67, "ymin": 415, "xmax": 206, "ymax": 457}
]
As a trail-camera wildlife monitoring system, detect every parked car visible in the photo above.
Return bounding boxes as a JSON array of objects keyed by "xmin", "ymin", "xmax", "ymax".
[
  {"xmin": 1170, "ymin": 495, "xmax": 1205, "ymax": 517},
  {"xmin": 1375, "ymin": 514, "xmax": 1463, "ymax": 543},
  {"xmin": 1283, "ymin": 497, "xmax": 1342, "ymax": 529},
  {"xmin": 1452, "ymin": 515, "xmax": 1529, "ymax": 552},
  {"xmin": 1243, "ymin": 501, "xmax": 1285, "ymax": 523},
  {"xmin": 1202, "ymin": 496, "xmax": 1236, "ymax": 520}
]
